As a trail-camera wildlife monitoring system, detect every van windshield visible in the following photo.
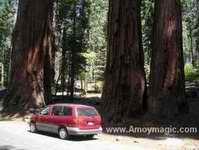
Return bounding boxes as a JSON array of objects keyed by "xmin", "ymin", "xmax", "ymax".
[{"xmin": 77, "ymin": 107, "xmax": 98, "ymax": 116}]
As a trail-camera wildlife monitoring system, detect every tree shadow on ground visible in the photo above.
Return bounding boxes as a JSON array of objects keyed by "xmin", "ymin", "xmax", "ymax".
[
  {"xmin": 0, "ymin": 145, "xmax": 26, "ymax": 150},
  {"xmin": 102, "ymin": 81, "xmax": 199, "ymax": 141},
  {"xmin": 103, "ymin": 111, "xmax": 199, "ymax": 141},
  {"xmin": 27, "ymin": 130, "xmax": 98, "ymax": 142}
]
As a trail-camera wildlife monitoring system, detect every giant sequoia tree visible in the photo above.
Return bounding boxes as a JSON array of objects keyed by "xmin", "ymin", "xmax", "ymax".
[
  {"xmin": 3, "ymin": 0, "xmax": 55, "ymax": 112},
  {"xmin": 148, "ymin": 0, "xmax": 188, "ymax": 117},
  {"xmin": 102, "ymin": 0, "xmax": 146, "ymax": 123}
]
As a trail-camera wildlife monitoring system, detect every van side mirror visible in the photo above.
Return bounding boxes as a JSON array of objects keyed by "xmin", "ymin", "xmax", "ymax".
[{"xmin": 29, "ymin": 108, "xmax": 36, "ymax": 114}]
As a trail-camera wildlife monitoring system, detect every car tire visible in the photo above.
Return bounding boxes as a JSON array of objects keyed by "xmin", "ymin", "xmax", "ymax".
[
  {"xmin": 58, "ymin": 128, "xmax": 69, "ymax": 140},
  {"xmin": 30, "ymin": 122, "xmax": 37, "ymax": 133}
]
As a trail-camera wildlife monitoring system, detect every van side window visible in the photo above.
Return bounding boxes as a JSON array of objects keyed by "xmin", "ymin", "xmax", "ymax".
[
  {"xmin": 63, "ymin": 107, "xmax": 72, "ymax": 116},
  {"xmin": 52, "ymin": 106, "xmax": 72, "ymax": 116},
  {"xmin": 52, "ymin": 106, "xmax": 62, "ymax": 116},
  {"xmin": 40, "ymin": 107, "xmax": 49, "ymax": 115}
]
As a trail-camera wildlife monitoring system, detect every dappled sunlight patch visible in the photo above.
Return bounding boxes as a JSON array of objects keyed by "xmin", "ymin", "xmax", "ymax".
[{"xmin": 0, "ymin": 112, "xmax": 30, "ymax": 121}]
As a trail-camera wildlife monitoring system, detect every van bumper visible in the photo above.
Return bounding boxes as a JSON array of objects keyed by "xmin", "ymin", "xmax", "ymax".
[{"xmin": 67, "ymin": 127, "xmax": 103, "ymax": 135}]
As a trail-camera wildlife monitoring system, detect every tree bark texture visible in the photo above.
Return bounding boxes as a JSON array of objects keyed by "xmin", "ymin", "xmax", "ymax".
[
  {"xmin": 102, "ymin": 0, "xmax": 146, "ymax": 123},
  {"xmin": 3, "ymin": 0, "xmax": 55, "ymax": 112},
  {"xmin": 148, "ymin": 0, "xmax": 188, "ymax": 117}
]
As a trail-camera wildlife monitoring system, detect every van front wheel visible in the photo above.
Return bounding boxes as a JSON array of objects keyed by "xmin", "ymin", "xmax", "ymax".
[
  {"xmin": 58, "ymin": 128, "xmax": 68, "ymax": 140},
  {"xmin": 30, "ymin": 122, "xmax": 37, "ymax": 133}
]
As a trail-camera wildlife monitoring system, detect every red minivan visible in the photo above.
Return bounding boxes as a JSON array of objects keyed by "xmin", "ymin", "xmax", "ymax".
[{"xmin": 29, "ymin": 104, "xmax": 102, "ymax": 139}]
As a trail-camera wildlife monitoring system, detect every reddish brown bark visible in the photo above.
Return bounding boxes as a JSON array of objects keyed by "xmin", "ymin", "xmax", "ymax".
[
  {"xmin": 3, "ymin": 0, "xmax": 55, "ymax": 112},
  {"xmin": 148, "ymin": 0, "xmax": 188, "ymax": 117},
  {"xmin": 102, "ymin": 0, "xmax": 146, "ymax": 123}
]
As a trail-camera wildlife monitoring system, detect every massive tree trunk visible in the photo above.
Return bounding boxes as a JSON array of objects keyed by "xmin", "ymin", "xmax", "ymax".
[
  {"xmin": 44, "ymin": 1, "xmax": 56, "ymax": 105},
  {"xmin": 69, "ymin": 3, "xmax": 77, "ymax": 99},
  {"xmin": 102, "ymin": 0, "xmax": 146, "ymax": 123},
  {"xmin": 3, "ymin": 0, "xmax": 55, "ymax": 112},
  {"xmin": 148, "ymin": 0, "xmax": 189, "ymax": 117}
]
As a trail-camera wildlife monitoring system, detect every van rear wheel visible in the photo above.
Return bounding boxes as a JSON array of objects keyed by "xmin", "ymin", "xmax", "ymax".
[
  {"xmin": 30, "ymin": 122, "xmax": 37, "ymax": 133},
  {"xmin": 58, "ymin": 128, "xmax": 68, "ymax": 140}
]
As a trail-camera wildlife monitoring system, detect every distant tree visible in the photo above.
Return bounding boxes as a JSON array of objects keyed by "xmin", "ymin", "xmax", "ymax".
[
  {"xmin": 182, "ymin": 0, "xmax": 195, "ymax": 65},
  {"xmin": 102, "ymin": 0, "xmax": 146, "ymax": 123},
  {"xmin": 0, "ymin": 0, "xmax": 15, "ymax": 87},
  {"xmin": 87, "ymin": 0, "xmax": 108, "ymax": 81},
  {"xmin": 141, "ymin": 0, "xmax": 153, "ymax": 66},
  {"xmin": 55, "ymin": 0, "xmax": 90, "ymax": 98},
  {"xmin": 193, "ymin": 0, "xmax": 199, "ymax": 66},
  {"xmin": 148, "ymin": 0, "xmax": 189, "ymax": 117},
  {"xmin": 3, "ymin": 0, "xmax": 55, "ymax": 112}
]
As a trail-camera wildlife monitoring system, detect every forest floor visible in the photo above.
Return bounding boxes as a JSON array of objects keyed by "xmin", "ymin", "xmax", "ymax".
[
  {"xmin": 0, "ymin": 81, "xmax": 199, "ymax": 149},
  {"xmin": 0, "ymin": 121, "xmax": 198, "ymax": 150}
]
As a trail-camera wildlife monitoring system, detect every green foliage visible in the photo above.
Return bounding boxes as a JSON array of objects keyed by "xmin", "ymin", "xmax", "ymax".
[
  {"xmin": 87, "ymin": 0, "xmax": 108, "ymax": 81},
  {"xmin": 55, "ymin": 0, "xmax": 91, "ymax": 94},
  {"xmin": 192, "ymin": 0, "xmax": 199, "ymax": 66},
  {"xmin": 0, "ymin": 0, "xmax": 15, "ymax": 87},
  {"xmin": 53, "ymin": 0, "xmax": 108, "ymax": 95},
  {"xmin": 144, "ymin": 64, "xmax": 150, "ymax": 82},
  {"xmin": 95, "ymin": 80, "xmax": 103, "ymax": 92},
  {"xmin": 184, "ymin": 63, "xmax": 199, "ymax": 81},
  {"xmin": 141, "ymin": 0, "xmax": 154, "ymax": 66},
  {"xmin": 182, "ymin": 0, "xmax": 199, "ymax": 66},
  {"xmin": 185, "ymin": 63, "xmax": 195, "ymax": 77}
]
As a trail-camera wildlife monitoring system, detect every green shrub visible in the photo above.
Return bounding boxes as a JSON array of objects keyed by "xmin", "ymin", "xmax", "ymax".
[
  {"xmin": 184, "ymin": 63, "xmax": 199, "ymax": 81},
  {"xmin": 184, "ymin": 63, "xmax": 194, "ymax": 77}
]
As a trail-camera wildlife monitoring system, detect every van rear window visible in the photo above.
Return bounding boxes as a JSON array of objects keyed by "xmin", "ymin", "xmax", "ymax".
[{"xmin": 77, "ymin": 107, "xmax": 98, "ymax": 116}]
